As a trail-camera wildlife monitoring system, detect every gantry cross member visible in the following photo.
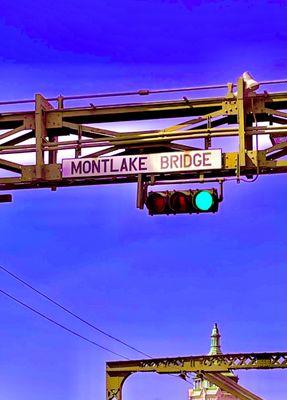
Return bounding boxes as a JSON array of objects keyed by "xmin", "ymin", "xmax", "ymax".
[
  {"xmin": 0, "ymin": 74, "xmax": 286, "ymax": 199},
  {"xmin": 106, "ymin": 352, "xmax": 287, "ymax": 400}
]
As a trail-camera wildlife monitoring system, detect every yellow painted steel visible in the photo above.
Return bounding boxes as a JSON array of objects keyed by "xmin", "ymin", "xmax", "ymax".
[
  {"xmin": 0, "ymin": 76, "xmax": 286, "ymax": 193},
  {"xmin": 0, "ymin": 75, "xmax": 286, "ymax": 397},
  {"xmin": 201, "ymin": 372, "xmax": 263, "ymax": 400},
  {"xmin": 106, "ymin": 352, "xmax": 287, "ymax": 400}
]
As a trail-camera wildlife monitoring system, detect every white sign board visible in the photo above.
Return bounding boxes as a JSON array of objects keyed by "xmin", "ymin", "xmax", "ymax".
[{"xmin": 62, "ymin": 149, "xmax": 222, "ymax": 178}]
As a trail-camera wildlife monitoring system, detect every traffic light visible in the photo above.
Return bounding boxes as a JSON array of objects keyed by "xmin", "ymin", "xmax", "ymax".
[
  {"xmin": 0, "ymin": 194, "xmax": 12, "ymax": 203},
  {"xmin": 145, "ymin": 189, "xmax": 219, "ymax": 215}
]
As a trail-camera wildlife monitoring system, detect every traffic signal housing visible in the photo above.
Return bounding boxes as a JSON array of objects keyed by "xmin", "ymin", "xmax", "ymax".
[
  {"xmin": 0, "ymin": 194, "xmax": 12, "ymax": 203},
  {"xmin": 145, "ymin": 189, "xmax": 219, "ymax": 215}
]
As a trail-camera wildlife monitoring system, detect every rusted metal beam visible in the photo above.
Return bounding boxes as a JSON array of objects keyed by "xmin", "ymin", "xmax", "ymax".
[
  {"xmin": 0, "ymin": 159, "xmax": 22, "ymax": 173},
  {"xmin": 0, "ymin": 81, "xmax": 286, "ymax": 192},
  {"xmin": 0, "ymin": 124, "xmax": 26, "ymax": 141}
]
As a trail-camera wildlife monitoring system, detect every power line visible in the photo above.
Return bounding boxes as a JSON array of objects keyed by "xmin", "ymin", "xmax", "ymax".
[
  {"xmin": 0, "ymin": 266, "xmax": 194, "ymax": 387},
  {"xmin": 0, "ymin": 264, "xmax": 152, "ymax": 358},
  {"xmin": 0, "ymin": 287, "xmax": 130, "ymax": 360}
]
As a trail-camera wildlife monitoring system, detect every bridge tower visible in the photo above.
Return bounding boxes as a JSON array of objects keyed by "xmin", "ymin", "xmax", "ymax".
[{"xmin": 189, "ymin": 324, "xmax": 238, "ymax": 400}]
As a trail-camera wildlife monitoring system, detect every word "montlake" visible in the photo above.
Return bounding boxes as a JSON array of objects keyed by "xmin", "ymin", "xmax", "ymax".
[{"xmin": 62, "ymin": 149, "xmax": 222, "ymax": 178}]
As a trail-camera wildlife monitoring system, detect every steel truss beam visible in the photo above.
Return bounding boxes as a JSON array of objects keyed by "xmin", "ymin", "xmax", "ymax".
[
  {"xmin": 201, "ymin": 372, "xmax": 263, "ymax": 400},
  {"xmin": 0, "ymin": 77, "xmax": 286, "ymax": 194},
  {"xmin": 106, "ymin": 352, "xmax": 287, "ymax": 400}
]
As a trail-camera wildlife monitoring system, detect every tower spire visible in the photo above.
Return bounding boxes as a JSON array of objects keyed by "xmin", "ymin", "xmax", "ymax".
[{"xmin": 208, "ymin": 323, "xmax": 222, "ymax": 355}]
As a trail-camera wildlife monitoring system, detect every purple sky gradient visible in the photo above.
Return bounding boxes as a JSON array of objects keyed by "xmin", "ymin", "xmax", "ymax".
[{"xmin": 0, "ymin": 1, "xmax": 286, "ymax": 399}]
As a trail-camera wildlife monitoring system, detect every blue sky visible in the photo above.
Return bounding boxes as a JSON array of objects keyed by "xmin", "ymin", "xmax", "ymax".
[{"xmin": 0, "ymin": 0, "xmax": 286, "ymax": 399}]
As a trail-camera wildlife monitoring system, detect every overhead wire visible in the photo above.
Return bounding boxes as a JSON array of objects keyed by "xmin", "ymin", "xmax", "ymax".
[
  {"xmin": 0, "ymin": 265, "xmax": 196, "ymax": 386},
  {"xmin": 0, "ymin": 264, "xmax": 152, "ymax": 359},
  {"xmin": 0, "ymin": 287, "xmax": 129, "ymax": 360}
]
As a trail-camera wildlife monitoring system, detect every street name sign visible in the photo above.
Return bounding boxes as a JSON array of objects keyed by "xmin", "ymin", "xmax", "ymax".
[{"xmin": 62, "ymin": 149, "xmax": 222, "ymax": 178}]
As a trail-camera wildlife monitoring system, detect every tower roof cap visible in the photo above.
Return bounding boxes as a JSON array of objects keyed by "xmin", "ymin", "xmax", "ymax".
[{"xmin": 208, "ymin": 323, "xmax": 222, "ymax": 355}]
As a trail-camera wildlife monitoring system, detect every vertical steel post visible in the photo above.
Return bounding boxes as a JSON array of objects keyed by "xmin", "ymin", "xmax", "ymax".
[
  {"xmin": 106, "ymin": 372, "xmax": 131, "ymax": 400},
  {"xmin": 204, "ymin": 116, "xmax": 211, "ymax": 149},
  {"xmin": 136, "ymin": 174, "xmax": 147, "ymax": 209},
  {"xmin": 237, "ymin": 77, "xmax": 247, "ymax": 167},
  {"xmin": 35, "ymin": 94, "xmax": 46, "ymax": 179},
  {"xmin": 48, "ymin": 96, "xmax": 62, "ymax": 165},
  {"xmin": 35, "ymin": 94, "xmax": 54, "ymax": 179},
  {"xmin": 76, "ymin": 125, "xmax": 83, "ymax": 158},
  {"xmin": 237, "ymin": 77, "xmax": 253, "ymax": 168}
]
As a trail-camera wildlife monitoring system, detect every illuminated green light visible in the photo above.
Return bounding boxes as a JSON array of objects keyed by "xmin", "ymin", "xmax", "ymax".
[{"xmin": 194, "ymin": 191, "xmax": 214, "ymax": 211}]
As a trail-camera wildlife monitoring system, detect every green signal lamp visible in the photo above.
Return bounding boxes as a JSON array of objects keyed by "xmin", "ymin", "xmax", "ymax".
[
  {"xmin": 194, "ymin": 190, "xmax": 214, "ymax": 211},
  {"xmin": 193, "ymin": 189, "xmax": 218, "ymax": 213}
]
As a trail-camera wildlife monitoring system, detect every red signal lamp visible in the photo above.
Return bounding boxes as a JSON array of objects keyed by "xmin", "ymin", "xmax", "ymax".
[
  {"xmin": 169, "ymin": 191, "xmax": 190, "ymax": 213},
  {"xmin": 145, "ymin": 191, "xmax": 168, "ymax": 215}
]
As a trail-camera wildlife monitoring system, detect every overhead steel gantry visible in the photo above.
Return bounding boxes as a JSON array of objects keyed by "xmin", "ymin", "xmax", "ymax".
[
  {"xmin": 106, "ymin": 352, "xmax": 287, "ymax": 400},
  {"xmin": 1, "ymin": 75, "xmax": 286, "ymax": 399},
  {"xmin": 0, "ymin": 74, "xmax": 286, "ymax": 207}
]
